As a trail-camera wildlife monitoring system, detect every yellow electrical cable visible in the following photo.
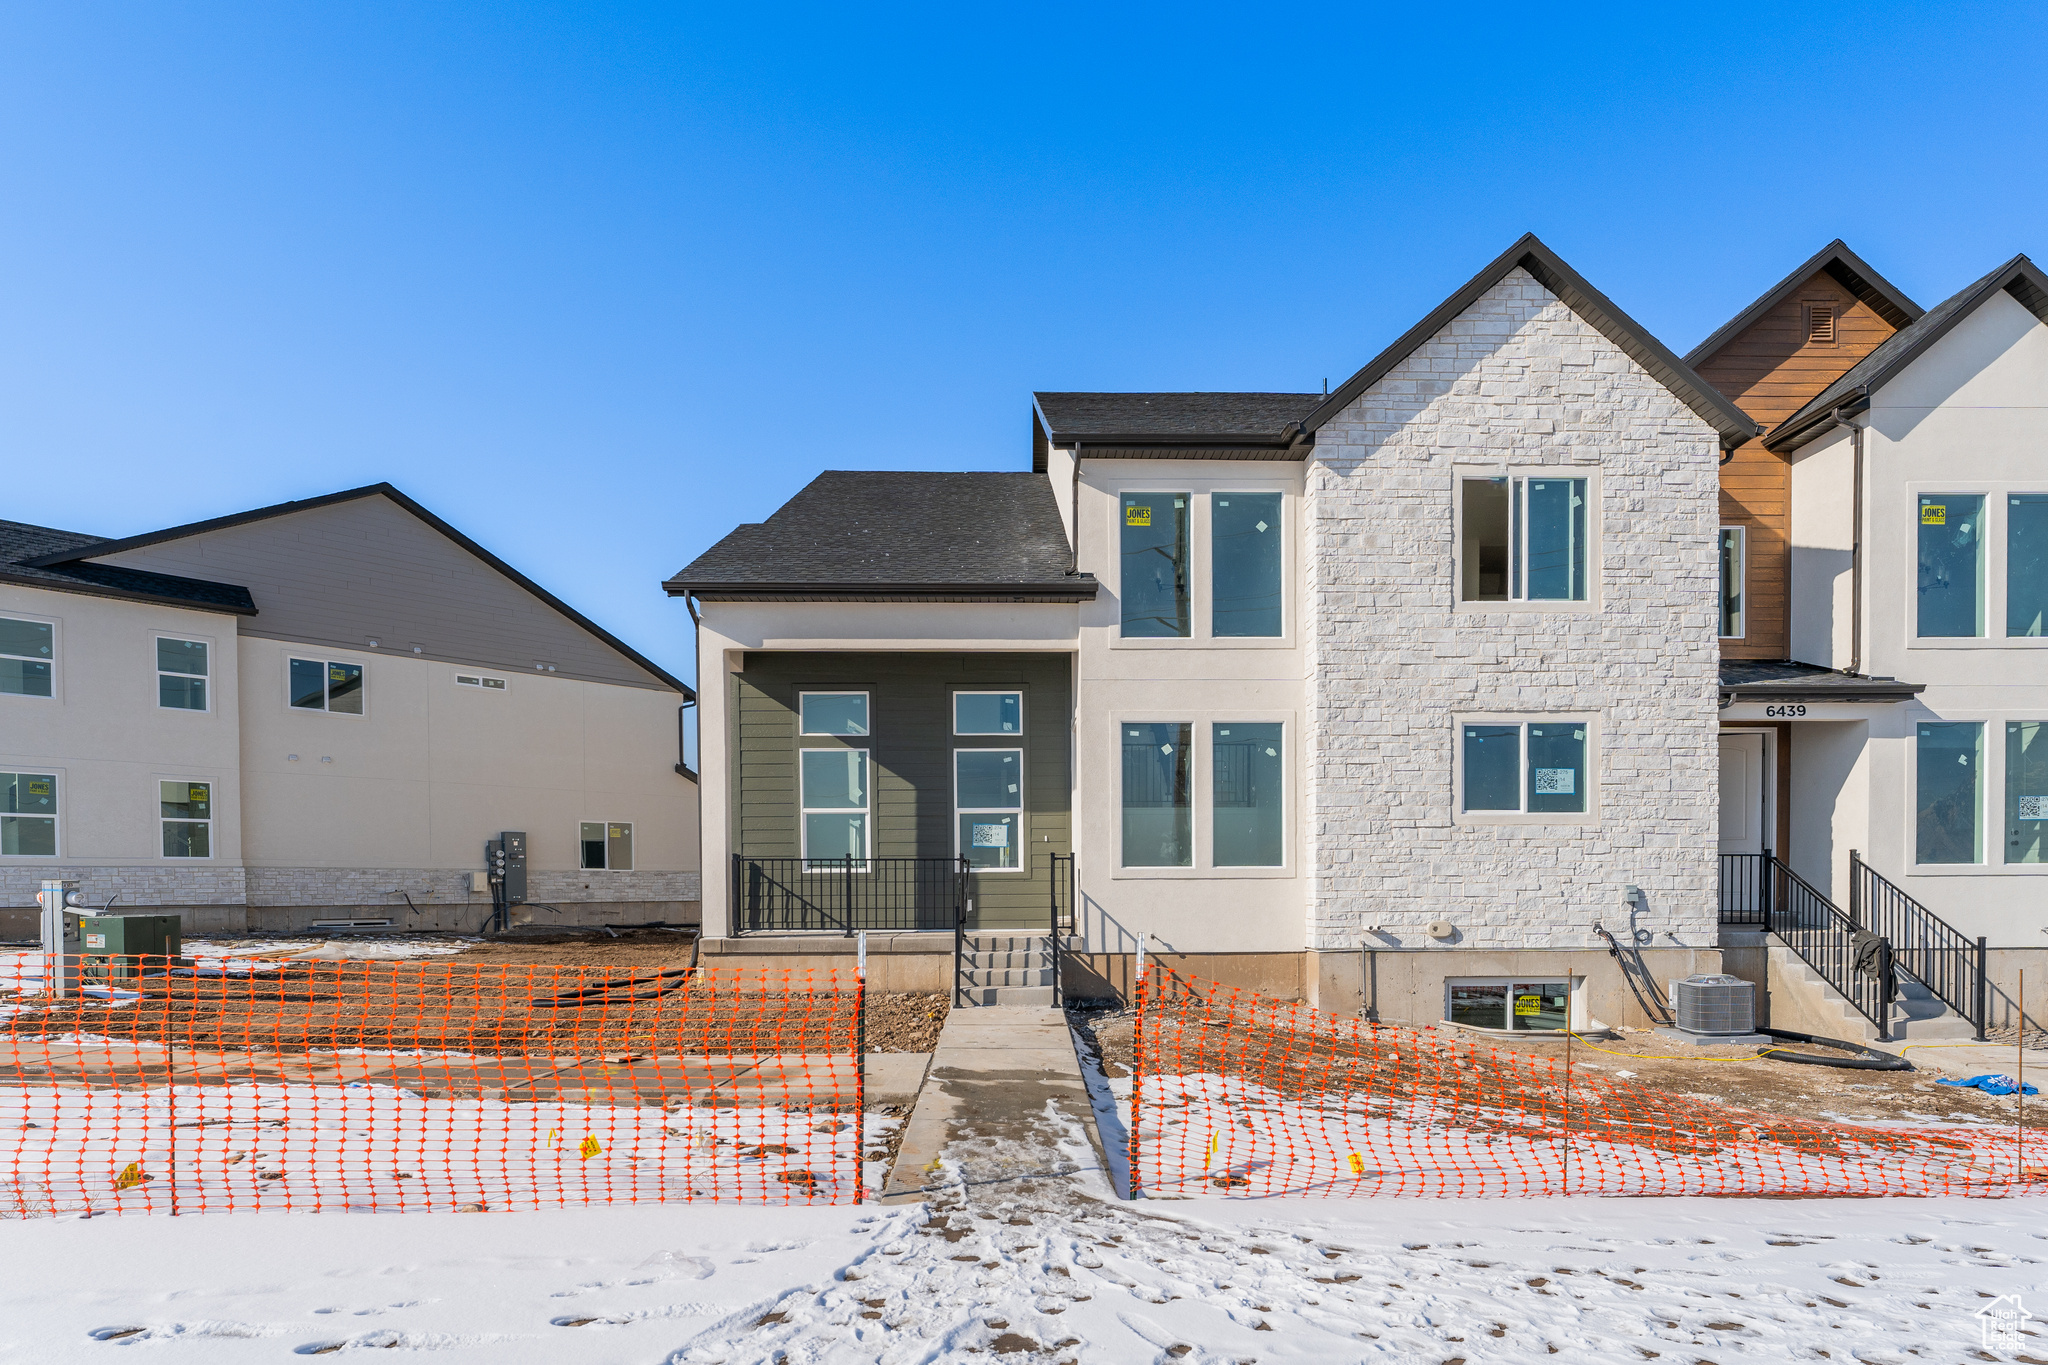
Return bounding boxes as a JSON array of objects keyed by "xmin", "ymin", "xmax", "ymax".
[{"xmin": 1556, "ymin": 1030, "xmax": 1791, "ymax": 1063}]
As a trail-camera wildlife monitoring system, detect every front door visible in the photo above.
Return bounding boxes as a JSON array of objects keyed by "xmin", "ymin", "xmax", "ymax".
[{"xmin": 1719, "ymin": 731, "xmax": 1766, "ymax": 854}]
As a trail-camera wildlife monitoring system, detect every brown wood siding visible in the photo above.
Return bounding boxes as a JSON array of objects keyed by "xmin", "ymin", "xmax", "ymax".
[{"xmin": 1696, "ymin": 271, "xmax": 1904, "ymax": 660}]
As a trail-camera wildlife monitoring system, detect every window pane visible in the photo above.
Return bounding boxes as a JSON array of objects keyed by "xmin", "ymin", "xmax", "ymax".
[
  {"xmin": 2006, "ymin": 722, "xmax": 2048, "ymax": 864},
  {"xmin": 1512, "ymin": 981, "xmax": 1570, "ymax": 1032},
  {"xmin": 159, "ymin": 674, "xmax": 207, "ymax": 710},
  {"xmin": 804, "ymin": 811, "xmax": 867, "ymax": 862},
  {"xmin": 0, "ymin": 816, "xmax": 56, "ymax": 856},
  {"xmin": 1527, "ymin": 723, "xmax": 1587, "ymax": 814},
  {"xmin": 327, "ymin": 663, "xmax": 364, "ymax": 715},
  {"xmin": 160, "ymin": 781, "xmax": 211, "ymax": 820},
  {"xmin": 163, "ymin": 821, "xmax": 210, "ymax": 859},
  {"xmin": 801, "ymin": 748, "xmax": 868, "ymax": 810},
  {"xmin": 2007, "ymin": 495, "xmax": 2048, "ymax": 637},
  {"xmin": 1460, "ymin": 479, "xmax": 1510, "ymax": 601},
  {"xmin": 1121, "ymin": 495, "xmax": 1190, "ymax": 638},
  {"xmin": 1917, "ymin": 721, "xmax": 1983, "ymax": 864},
  {"xmin": 157, "ymin": 638, "xmax": 207, "ymax": 676},
  {"xmin": 607, "ymin": 822, "xmax": 633, "ymax": 871},
  {"xmin": 290, "ymin": 658, "xmax": 326, "ymax": 709},
  {"xmin": 1524, "ymin": 478, "xmax": 1587, "ymax": 600},
  {"xmin": 1917, "ymin": 495, "xmax": 1984, "ymax": 637},
  {"xmin": 960, "ymin": 812, "xmax": 1019, "ymax": 870},
  {"xmin": 1212, "ymin": 492, "xmax": 1283, "ymax": 636},
  {"xmin": 1461, "ymin": 725, "xmax": 1520, "ymax": 811},
  {"xmin": 954, "ymin": 692, "xmax": 1021, "ymax": 734},
  {"xmin": 581, "ymin": 821, "xmax": 607, "ymax": 869},
  {"xmin": 800, "ymin": 693, "xmax": 869, "ymax": 736},
  {"xmin": 0, "ymin": 618, "xmax": 52, "ymax": 660},
  {"xmin": 956, "ymin": 749, "xmax": 1021, "ymax": 810},
  {"xmin": 1213, "ymin": 722, "xmax": 1283, "ymax": 867},
  {"xmin": 0, "ymin": 659, "xmax": 53, "ymax": 697},
  {"xmin": 1448, "ymin": 983, "xmax": 1507, "ymax": 1030},
  {"xmin": 1121, "ymin": 722, "xmax": 1191, "ymax": 866},
  {"xmin": 1719, "ymin": 529, "xmax": 1745, "ymax": 637},
  {"xmin": 3, "ymin": 772, "xmax": 56, "ymax": 816}
]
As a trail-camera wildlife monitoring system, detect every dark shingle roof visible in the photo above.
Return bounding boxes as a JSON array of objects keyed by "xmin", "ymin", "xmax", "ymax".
[
  {"xmin": 1719, "ymin": 659, "xmax": 1922, "ymax": 701},
  {"xmin": 1034, "ymin": 392, "xmax": 1321, "ymax": 443},
  {"xmin": 0, "ymin": 519, "xmax": 257, "ymax": 614},
  {"xmin": 1766, "ymin": 255, "xmax": 2048, "ymax": 451},
  {"xmin": 1683, "ymin": 239, "xmax": 1922, "ymax": 367},
  {"xmin": 665, "ymin": 471, "xmax": 1095, "ymax": 601}
]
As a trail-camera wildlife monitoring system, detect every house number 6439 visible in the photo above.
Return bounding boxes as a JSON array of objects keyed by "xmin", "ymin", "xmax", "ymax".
[{"xmin": 1764, "ymin": 704, "xmax": 1807, "ymax": 718}]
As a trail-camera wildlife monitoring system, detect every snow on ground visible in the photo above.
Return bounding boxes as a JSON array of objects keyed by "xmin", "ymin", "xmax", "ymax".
[
  {"xmin": 179, "ymin": 937, "xmax": 476, "ymax": 964},
  {"xmin": 1, "ymin": 1192, "xmax": 2043, "ymax": 1362}
]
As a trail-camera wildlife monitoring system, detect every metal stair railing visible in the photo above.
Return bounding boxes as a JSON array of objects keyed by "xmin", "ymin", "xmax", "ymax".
[
  {"xmin": 1849, "ymin": 850, "xmax": 1989, "ymax": 1040},
  {"xmin": 1717, "ymin": 850, "xmax": 1771, "ymax": 927},
  {"xmin": 1048, "ymin": 852, "xmax": 1075, "ymax": 1007},
  {"xmin": 732, "ymin": 855, "xmax": 968, "ymax": 935},
  {"xmin": 1764, "ymin": 855, "xmax": 1894, "ymax": 1038}
]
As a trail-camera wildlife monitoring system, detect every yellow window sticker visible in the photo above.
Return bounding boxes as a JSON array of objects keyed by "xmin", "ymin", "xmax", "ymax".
[
  {"xmin": 188, "ymin": 784, "xmax": 208, "ymax": 803},
  {"xmin": 27, "ymin": 780, "xmax": 51, "ymax": 797},
  {"xmin": 1125, "ymin": 505, "xmax": 1151, "ymax": 527},
  {"xmin": 1514, "ymin": 994, "xmax": 1542, "ymax": 1016},
  {"xmin": 1922, "ymin": 504, "xmax": 1946, "ymax": 525}
]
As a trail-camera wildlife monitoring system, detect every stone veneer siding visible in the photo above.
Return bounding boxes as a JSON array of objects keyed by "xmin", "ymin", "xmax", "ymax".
[{"xmin": 1305, "ymin": 267, "xmax": 1720, "ymax": 951}]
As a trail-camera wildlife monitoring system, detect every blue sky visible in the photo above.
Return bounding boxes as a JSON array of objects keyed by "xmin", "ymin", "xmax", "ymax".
[{"xmin": 7, "ymin": 3, "xmax": 2047, "ymax": 684}]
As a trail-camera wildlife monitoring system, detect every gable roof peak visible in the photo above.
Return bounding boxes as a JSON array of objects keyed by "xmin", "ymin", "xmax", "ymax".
[{"xmin": 1684, "ymin": 239, "xmax": 1923, "ymax": 367}]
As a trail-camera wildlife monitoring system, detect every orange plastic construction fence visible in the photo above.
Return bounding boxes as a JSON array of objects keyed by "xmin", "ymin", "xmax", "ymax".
[
  {"xmin": 1130, "ymin": 967, "xmax": 2047, "ymax": 1199},
  {"xmin": 0, "ymin": 950, "xmax": 868, "ymax": 1216}
]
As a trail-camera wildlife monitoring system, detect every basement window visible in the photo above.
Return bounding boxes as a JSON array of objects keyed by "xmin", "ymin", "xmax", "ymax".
[{"xmin": 1448, "ymin": 979, "xmax": 1571, "ymax": 1032}]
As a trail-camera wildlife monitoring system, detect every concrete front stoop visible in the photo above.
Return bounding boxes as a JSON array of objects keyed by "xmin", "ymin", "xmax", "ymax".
[
  {"xmin": 1765, "ymin": 944, "xmax": 1978, "ymax": 1045},
  {"xmin": 955, "ymin": 934, "xmax": 1081, "ymax": 1008}
]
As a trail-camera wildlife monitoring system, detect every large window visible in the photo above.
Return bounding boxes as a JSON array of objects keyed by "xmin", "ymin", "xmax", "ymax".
[
  {"xmin": 160, "ymin": 780, "xmax": 212, "ymax": 858},
  {"xmin": 1719, "ymin": 528, "xmax": 1746, "ymax": 639},
  {"xmin": 1213, "ymin": 722, "xmax": 1283, "ymax": 867},
  {"xmin": 158, "ymin": 638, "xmax": 208, "ymax": 711},
  {"xmin": 1121, "ymin": 722, "xmax": 1191, "ymax": 866},
  {"xmin": 580, "ymin": 821, "xmax": 634, "ymax": 870},
  {"xmin": 290, "ymin": 658, "xmax": 364, "ymax": 714},
  {"xmin": 2006, "ymin": 722, "xmax": 2048, "ymax": 865},
  {"xmin": 0, "ymin": 618, "xmax": 53, "ymax": 698},
  {"xmin": 2008, "ymin": 494, "xmax": 2048, "ymax": 637},
  {"xmin": 954, "ymin": 691, "xmax": 1021, "ymax": 735},
  {"xmin": 1121, "ymin": 494, "xmax": 1190, "ymax": 638},
  {"xmin": 1211, "ymin": 493, "xmax": 1283, "ymax": 637},
  {"xmin": 1916, "ymin": 721, "xmax": 1983, "ymax": 864},
  {"xmin": 1448, "ymin": 980, "xmax": 1571, "ymax": 1032},
  {"xmin": 955, "ymin": 749, "xmax": 1022, "ymax": 871},
  {"xmin": 1, "ymin": 771, "xmax": 57, "ymax": 856},
  {"xmin": 1917, "ymin": 495, "xmax": 1985, "ymax": 637},
  {"xmin": 1461, "ymin": 721, "xmax": 1588, "ymax": 815},
  {"xmin": 1459, "ymin": 475, "xmax": 1589, "ymax": 602},
  {"xmin": 801, "ymin": 749, "xmax": 869, "ymax": 868},
  {"xmin": 800, "ymin": 692, "xmax": 869, "ymax": 736}
]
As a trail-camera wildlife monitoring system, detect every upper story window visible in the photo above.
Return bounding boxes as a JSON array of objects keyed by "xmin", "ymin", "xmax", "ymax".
[
  {"xmin": 1, "ymin": 771, "xmax": 57, "ymax": 856},
  {"xmin": 954, "ymin": 691, "xmax": 1021, "ymax": 735},
  {"xmin": 800, "ymin": 691, "xmax": 869, "ymax": 736},
  {"xmin": 1121, "ymin": 495, "xmax": 1190, "ymax": 637},
  {"xmin": 0, "ymin": 618, "xmax": 54, "ymax": 698},
  {"xmin": 1211, "ymin": 493, "xmax": 1283, "ymax": 637},
  {"xmin": 1459, "ymin": 475, "xmax": 1589, "ymax": 603},
  {"xmin": 2007, "ymin": 495, "xmax": 2048, "ymax": 637},
  {"xmin": 290, "ymin": 658, "xmax": 364, "ymax": 714},
  {"xmin": 1917, "ymin": 495, "xmax": 1985, "ymax": 637},
  {"xmin": 1719, "ymin": 528, "xmax": 1746, "ymax": 639},
  {"xmin": 157, "ymin": 638, "xmax": 209, "ymax": 711},
  {"xmin": 580, "ymin": 821, "xmax": 634, "ymax": 870}
]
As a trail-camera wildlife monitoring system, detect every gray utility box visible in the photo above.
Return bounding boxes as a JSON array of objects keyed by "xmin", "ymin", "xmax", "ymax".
[
  {"xmin": 1670, "ymin": 973, "xmax": 1756, "ymax": 1035},
  {"xmin": 80, "ymin": 914, "xmax": 183, "ymax": 982}
]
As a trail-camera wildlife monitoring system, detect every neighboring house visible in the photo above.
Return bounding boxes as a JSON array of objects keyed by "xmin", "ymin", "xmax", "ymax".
[
  {"xmin": 669, "ymin": 235, "xmax": 1763, "ymax": 1030},
  {"xmin": 1, "ymin": 484, "xmax": 700, "ymax": 936}
]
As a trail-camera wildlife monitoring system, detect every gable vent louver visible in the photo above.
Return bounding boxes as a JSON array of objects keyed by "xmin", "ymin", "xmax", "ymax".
[{"xmin": 1807, "ymin": 303, "xmax": 1836, "ymax": 344}]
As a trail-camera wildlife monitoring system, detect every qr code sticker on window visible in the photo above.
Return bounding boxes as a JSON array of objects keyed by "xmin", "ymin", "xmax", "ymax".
[
  {"xmin": 2020, "ymin": 796, "xmax": 2048, "ymax": 821},
  {"xmin": 1533, "ymin": 768, "xmax": 1576, "ymax": 795},
  {"xmin": 972, "ymin": 823, "xmax": 1010, "ymax": 847}
]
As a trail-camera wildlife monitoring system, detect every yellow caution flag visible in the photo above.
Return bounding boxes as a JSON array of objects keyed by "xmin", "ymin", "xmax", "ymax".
[
  {"xmin": 113, "ymin": 1161, "xmax": 148, "ymax": 1190},
  {"xmin": 1204, "ymin": 1132, "xmax": 1220, "ymax": 1170},
  {"xmin": 579, "ymin": 1134, "xmax": 602, "ymax": 1160},
  {"xmin": 1347, "ymin": 1152, "xmax": 1366, "ymax": 1176}
]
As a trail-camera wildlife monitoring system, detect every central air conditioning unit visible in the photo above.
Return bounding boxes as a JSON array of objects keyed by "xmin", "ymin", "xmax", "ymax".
[{"xmin": 1670, "ymin": 973, "xmax": 1756, "ymax": 1036}]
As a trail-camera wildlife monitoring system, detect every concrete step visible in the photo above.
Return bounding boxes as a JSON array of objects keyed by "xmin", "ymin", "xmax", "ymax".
[
  {"xmin": 957, "ymin": 984, "xmax": 1056, "ymax": 1007},
  {"xmin": 1767, "ymin": 944, "xmax": 1978, "ymax": 1044},
  {"xmin": 961, "ymin": 948, "xmax": 1055, "ymax": 970},
  {"xmin": 960, "ymin": 967, "xmax": 1054, "ymax": 988}
]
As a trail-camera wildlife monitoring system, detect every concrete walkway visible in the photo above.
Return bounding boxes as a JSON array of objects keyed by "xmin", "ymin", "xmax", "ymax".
[
  {"xmin": 1891, "ymin": 1039, "xmax": 2048, "ymax": 1082},
  {"xmin": 880, "ymin": 1006, "xmax": 1111, "ymax": 1204}
]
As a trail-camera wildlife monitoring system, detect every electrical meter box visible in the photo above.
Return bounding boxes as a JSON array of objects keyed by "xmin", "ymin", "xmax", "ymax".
[{"xmin": 80, "ymin": 914, "xmax": 183, "ymax": 982}]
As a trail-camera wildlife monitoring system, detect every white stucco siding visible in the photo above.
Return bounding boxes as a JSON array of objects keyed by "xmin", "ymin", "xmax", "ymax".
[
  {"xmin": 1305, "ymin": 267, "xmax": 1721, "ymax": 952},
  {"xmin": 1788, "ymin": 426, "xmax": 1855, "ymax": 669}
]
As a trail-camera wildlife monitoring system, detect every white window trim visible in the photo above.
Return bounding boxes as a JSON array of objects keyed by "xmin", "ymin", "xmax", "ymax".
[
  {"xmin": 1902, "ymin": 482, "xmax": 2048, "ymax": 649},
  {"xmin": 1108, "ymin": 484, "xmax": 1297, "ymax": 651},
  {"xmin": 0, "ymin": 765, "xmax": 62, "ymax": 858},
  {"xmin": 158, "ymin": 777, "xmax": 215, "ymax": 860},
  {"xmin": 952, "ymin": 688, "xmax": 1025, "ymax": 737},
  {"xmin": 286, "ymin": 653, "xmax": 370, "ymax": 717},
  {"xmin": 799, "ymin": 747, "xmax": 871, "ymax": 870},
  {"xmin": 1108, "ymin": 710, "xmax": 1296, "ymax": 879},
  {"xmin": 1444, "ymin": 976, "xmax": 1587, "ymax": 1032},
  {"xmin": 797, "ymin": 689, "xmax": 873, "ymax": 737},
  {"xmin": 953, "ymin": 746, "xmax": 1025, "ymax": 872},
  {"xmin": 154, "ymin": 633, "xmax": 215, "ymax": 714},
  {"xmin": 1450, "ymin": 465, "xmax": 1603, "ymax": 613},
  {"xmin": 0, "ymin": 612, "xmax": 58, "ymax": 704},
  {"xmin": 579, "ymin": 820, "xmax": 635, "ymax": 872},
  {"xmin": 1718, "ymin": 526, "xmax": 1747, "ymax": 640},
  {"xmin": 1898, "ymin": 709, "xmax": 2048, "ymax": 876},
  {"xmin": 1451, "ymin": 714, "xmax": 1601, "ymax": 827}
]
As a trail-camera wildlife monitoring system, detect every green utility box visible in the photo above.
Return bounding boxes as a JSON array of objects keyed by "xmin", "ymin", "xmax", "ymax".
[{"xmin": 80, "ymin": 914, "xmax": 183, "ymax": 982}]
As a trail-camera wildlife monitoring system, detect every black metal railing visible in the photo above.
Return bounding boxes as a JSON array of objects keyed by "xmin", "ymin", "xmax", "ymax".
[
  {"xmin": 1764, "ymin": 856, "xmax": 1894, "ymax": 1036},
  {"xmin": 1849, "ymin": 850, "xmax": 1989, "ymax": 1039},
  {"xmin": 731, "ymin": 855, "xmax": 968, "ymax": 935},
  {"xmin": 1718, "ymin": 851, "xmax": 1772, "ymax": 926},
  {"xmin": 1048, "ymin": 852, "xmax": 1075, "ymax": 1005}
]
